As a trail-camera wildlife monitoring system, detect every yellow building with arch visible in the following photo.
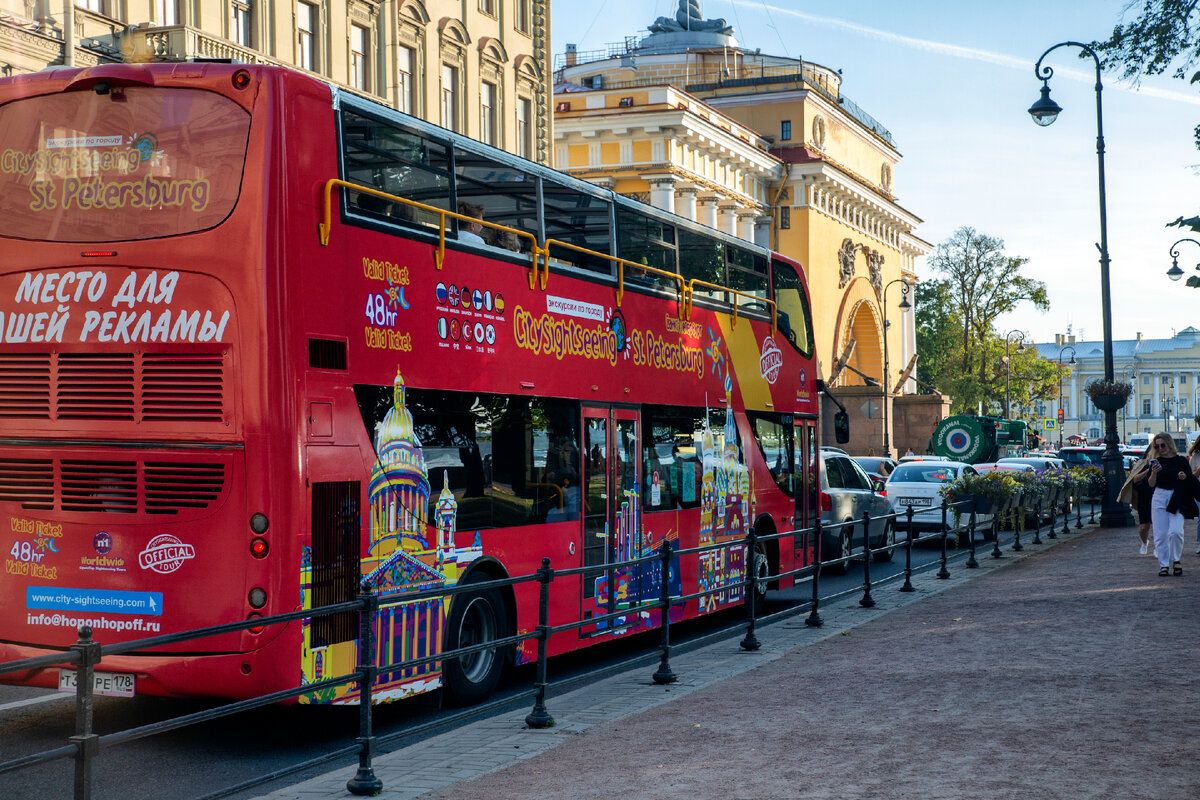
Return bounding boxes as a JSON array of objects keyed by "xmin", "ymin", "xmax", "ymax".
[{"xmin": 555, "ymin": 14, "xmax": 934, "ymax": 454}]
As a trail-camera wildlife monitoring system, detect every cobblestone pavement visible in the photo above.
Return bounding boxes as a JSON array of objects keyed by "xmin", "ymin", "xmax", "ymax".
[{"xmin": 253, "ymin": 521, "xmax": 1199, "ymax": 800}]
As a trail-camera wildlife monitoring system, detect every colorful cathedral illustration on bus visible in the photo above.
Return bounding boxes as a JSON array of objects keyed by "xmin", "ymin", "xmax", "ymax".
[{"xmin": 300, "ymin": 369, "xmax": 752, "ymax": 704}]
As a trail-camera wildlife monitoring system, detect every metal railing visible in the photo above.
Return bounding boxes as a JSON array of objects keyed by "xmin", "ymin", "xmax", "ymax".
[{"xmin": 0, "ymin": 491, "xmax": 1095, "ymax": 800}]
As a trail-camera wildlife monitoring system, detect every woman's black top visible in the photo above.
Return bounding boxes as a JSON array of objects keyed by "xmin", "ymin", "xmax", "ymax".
[{"xmin": 1150, "ymin": 455, "xmax": 1191, "ymax": 491}]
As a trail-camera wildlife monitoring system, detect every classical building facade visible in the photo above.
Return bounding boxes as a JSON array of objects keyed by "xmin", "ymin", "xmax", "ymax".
[
  {"xmin": 1035, "ymin": 328, "xmax": 1200, "ymax": 445},
  {"xmin": 554, "ymin": 9, "xmax": 931, "ymax": 454},
  {"xmin": 0, "ymin": 0, "xmax": 553, "ymax": 165}
]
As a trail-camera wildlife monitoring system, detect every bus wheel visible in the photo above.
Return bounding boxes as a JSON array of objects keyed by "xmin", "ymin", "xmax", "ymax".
[
  {"xmin": 873, "ymin": 520, "xmax": 895, "ymax": 562},
  {"xmin": 752, "ymin": 545, "xmax": 770, "ymax": 598},
  {"xmin": 443, "ymin": 573, "xmax": 507, "ymax": 706}
]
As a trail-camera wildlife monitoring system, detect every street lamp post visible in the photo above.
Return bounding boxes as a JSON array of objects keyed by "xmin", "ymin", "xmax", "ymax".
[
  {"xmin": 1057, "ymin": 345, "xmax": 1076, "ymax": 450},
  {"xmin": 1166, "ymin": 238, "xmax": 1200, "ymax": 283},
  {"xmin": 1003, "ymin": 330, "xmax": 1027, "ymax": 419},
  {"xmin": 881, "ymin": 278, "xmax": 912, "ymax": 458},
  {"xmin": 1030, "ymin": 41, "xmax": 1134, "ymax": 527}
]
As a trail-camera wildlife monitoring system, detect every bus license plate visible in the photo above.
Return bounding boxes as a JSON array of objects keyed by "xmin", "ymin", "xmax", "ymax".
[
  {"xmin": 58, "ymin": 668, "xmax": 136, "ymax": 698},
  {"xmin": 897, "ymin": 497, "xmax": 932, "ymax": 507}
]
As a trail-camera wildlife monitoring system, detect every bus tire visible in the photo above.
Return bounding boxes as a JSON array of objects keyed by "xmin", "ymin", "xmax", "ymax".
[{"xmin": 443, "ymin": 572, "xmax": 507, "ymax": 706}]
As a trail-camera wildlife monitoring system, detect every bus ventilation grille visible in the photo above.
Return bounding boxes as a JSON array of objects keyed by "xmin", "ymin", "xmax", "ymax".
[
  {"xmin": 0, "ymin": 459, "xmax": 225, "ymax": 515},
  {"xmin": 0, "ymin": 352, "xmax": 226, "ymax": 422}
]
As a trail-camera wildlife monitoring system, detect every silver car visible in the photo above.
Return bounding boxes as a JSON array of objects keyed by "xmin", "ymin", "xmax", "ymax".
[{"xmin": 818, "ymin": 451, "xmax": 895, "ymax": 573}]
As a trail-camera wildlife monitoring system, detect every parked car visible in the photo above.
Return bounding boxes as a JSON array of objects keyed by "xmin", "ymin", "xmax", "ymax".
[
  {"xmin": 885, "ymin": 460, "xmax": 993, "ymax": 534},
  {"xmin": 852, "ymin": 456, "xmax": 898, "ymax": 491},
  {"xmin": 1057, "ymin": 446, "xmax": 1104, "ymax": 468},
  {"xmin": 818, "ymin": 451, "xmax": 895, "ymax": 573},
  {"xmin": 998, "ymin": 456, "xmax": 1065, "ymax": 470}
]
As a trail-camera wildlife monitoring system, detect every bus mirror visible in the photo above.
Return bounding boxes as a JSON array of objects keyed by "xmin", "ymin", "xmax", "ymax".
[{"xmin": 833, "ymin": 411, "xmax": 850, "ymax": 444}]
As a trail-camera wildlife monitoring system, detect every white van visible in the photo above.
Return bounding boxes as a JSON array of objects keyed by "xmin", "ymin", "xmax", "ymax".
[{"xmin": 1128, "ymin": 433, "xmax": 1151, "ymax": 450}]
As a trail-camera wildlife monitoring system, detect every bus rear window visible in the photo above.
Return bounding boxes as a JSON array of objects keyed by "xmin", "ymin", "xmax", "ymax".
[{"xmin": 0, "ymin": 87, "xmax": 249, "ymax": 242}]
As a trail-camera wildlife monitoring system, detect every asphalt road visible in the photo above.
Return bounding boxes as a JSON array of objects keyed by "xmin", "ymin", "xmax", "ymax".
[{"xmin": 0, "ymin": 516, "xmax": 1040, "ymax": 800}]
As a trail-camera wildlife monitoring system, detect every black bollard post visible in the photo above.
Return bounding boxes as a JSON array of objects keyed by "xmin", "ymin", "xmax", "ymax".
[
  {"xmin": 1047, "ymin": 492, "xmax": 1059, "ymax": 539},
  {"xmin": 526, "ymin": 558, "xmax": 555, "ymax": 728},
  {"xmin": 966, "ymin": 510, "xmax": 979, "ymax": 568},
  {"xmin": 1032, "ymin": 500, "xmax": 1043, "ymax": 545},
  {"xmin": 1076, "ymin": 489, "xmax": 1084, "ymax": 529},
  {"xmin": 69, "ymin": 626, "xmax": 101, "ymax": 800},
  {"xmin": 741, "ymin": 528, "xmax": 761, "ymax": 651},
  {"xmin": 1089, "ymin": 492, "xmax": 1097, "ymax": 525},
  {"xmin": 937, "ymin": 500, "xmax": 950, "ymax": 578},
  {"xmin": 1061, "ymin": 491, "xmax": 1071, "ymax": 536},
  {"xmin": 1012, "ymin": 506, "xmax": 1024, "ymax": 552},
  {"xmin": 346, "ymin": 594, "xmax": 383, "ymax": 796},
  {"xmin": 859, "ymin": 511, "xmax": 876, "ymax": 607},
  {"xmin": 806, "ymin": 516, "xmax": 824, "ymax": 627},
  {"xmin": 991, "ymin": 507, "xmax": 1004, "ymax": 559},
  {"xmin": 652, "ymin": 541, "xmax": 678, "ymax": 684},
  {"xmin": 900, "ymin": 507, "xmax": 915, "ymax": 592}
]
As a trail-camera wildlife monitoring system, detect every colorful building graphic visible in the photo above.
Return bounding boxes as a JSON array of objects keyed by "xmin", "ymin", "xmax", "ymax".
[
  {"xmin": 697, "ymin": 392, "xmax": 752, "ymax": 613},
  {"xmin": 300, "ymin": 370, "xmax": 481, "ymax": 704}
]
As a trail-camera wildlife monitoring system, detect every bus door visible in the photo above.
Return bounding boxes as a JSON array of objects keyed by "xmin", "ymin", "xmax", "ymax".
[
  {"xmin": 793, "ymin": 420, "xmax": 817, "ymax": 565},
  {"xmin": 580, "ymin": 406, "xmax": 642, "ymax": 635}
]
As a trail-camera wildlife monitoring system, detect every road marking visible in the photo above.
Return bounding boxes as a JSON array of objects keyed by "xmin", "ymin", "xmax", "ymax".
[{"xmin": 0, "ymin": 693, "xmax": 73, "ymax": 712}]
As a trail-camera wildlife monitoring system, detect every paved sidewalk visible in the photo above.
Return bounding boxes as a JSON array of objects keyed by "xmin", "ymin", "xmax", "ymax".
[{"xmin": 254, "ymin": 522, "xmax": 1199, "ymax": 800}]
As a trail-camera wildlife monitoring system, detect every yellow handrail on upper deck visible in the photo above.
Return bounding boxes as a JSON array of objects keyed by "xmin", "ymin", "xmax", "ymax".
[
  {"xmin": 319, "ymin": 179, "xmax": 544, "ymax": 285},
  {"xmin": 320, "ymin": 178, "xmax": 777, "ymax": 331}
]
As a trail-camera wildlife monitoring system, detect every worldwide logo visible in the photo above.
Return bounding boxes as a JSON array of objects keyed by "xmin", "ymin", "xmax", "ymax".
[
  {"xmin": 138, "ymin": 534, "xmax": 196, "ymax": 574},
  {"xmin": 759, "ymin": 337, "xmax": 783, "ymax": 384}
]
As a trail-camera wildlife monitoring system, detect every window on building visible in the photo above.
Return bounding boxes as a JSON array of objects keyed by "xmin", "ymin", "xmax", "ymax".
[
  {"xmin": 780, "ymin": 119, "xmax": 791, "ymax": 141},
  {"xmin": 779, "ymin": 206, "xmax": 791, "ymax": 230},
  {"xmin": 1181, "ymin": 374, "xmax": 1189, "ymax": 385},
  {"xmin": 515, "ymin": 0, "xmax": 531, "ymax": 33},
  {"xmin": 78, "ymin": 1, "xmax": 105, "ymax": 12},
  {"xmin": 1143, "ymin": 374, "xmax": 1151, "ymax": 385},
  {"xmin": 516, "ymin": 97, "xmax": 532, "ymax": 159},
  {"xmin": 1143, "ymin": 398, "xmax": 1152, "ymax": 415},
  {"xmin": 350, "ymin": 24, "xmax": 369, "ymax": 91},
  {"xmin": 1162, "ymin": 375, "xmax": 1172, "ymax": 385},
  {"xmin": 231, "ymin": 1, "xmax": 252, "ymax": 46},
  {"xmin": 397, "ymin": 46, "xmax": 414, "ymax": 114},
  {"xmin": 479, "ymin": 0, "xmax": 496, "ymax": 15},
  {"xmin": 156, "ymin": 1, "xmax": 178, "ymax": 25},
  {"xmin": 480, "ymin": 81, "xmax": 497, "ymax": 146},
  {"xmin": 442, "ymin": 64, "xmax": 460, "ymax": 132},
  {"xmin": 297, "ymin": 2, "xmax": 317, "ymax": 71}
]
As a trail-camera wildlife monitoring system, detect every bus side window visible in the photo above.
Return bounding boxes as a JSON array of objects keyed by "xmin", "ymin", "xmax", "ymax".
[
  {"xmin": 341, "ymin": 110, "xmax": 451, "ymax": 229},
  {"xmin": 727, "ymin": 248, "xmax": 769, "ymax": 314},
  {"xmin": 616, "ymin": 206, "xmax": 678, "ymax": 291},
  {"xmin": 454, "ymin": 147, "xmax": 539, "ymax": 252},
  {"xmin": 678, "ymin": 228, "xmax": 726, "ymax": 302},
  {"xmin": 542, "ymin": 182, "xmax": 612, "ymax": 274}
]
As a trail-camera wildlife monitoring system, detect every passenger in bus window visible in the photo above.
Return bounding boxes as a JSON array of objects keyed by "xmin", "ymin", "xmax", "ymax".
[
  {"xmin": 486, "ymin": 227, "xmax": 522, "ymax": 252},
  {"xmin": 457, "ymin": 201, "xmax": 487, "ymax": 244}
]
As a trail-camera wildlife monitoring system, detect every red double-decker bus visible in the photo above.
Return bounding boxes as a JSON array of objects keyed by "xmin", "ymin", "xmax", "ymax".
[{"xmin": 0, "ymin": 63, "xmax": 819, "ymax": 704}]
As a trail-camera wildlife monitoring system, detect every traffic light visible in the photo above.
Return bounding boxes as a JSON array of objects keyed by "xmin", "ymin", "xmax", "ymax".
[{"xmin": 1057, "ymin": 407, "xmax": 1064, "ymax": 423}]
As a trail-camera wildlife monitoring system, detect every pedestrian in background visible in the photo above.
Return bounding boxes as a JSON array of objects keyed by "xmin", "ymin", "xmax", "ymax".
[
  {"xmin": 1147, "ymin": 433, "xmax": 1193, "ymax": 576},
  {"xmin": 1188, "ymin": 436, "xmax": 1200, "ymax": 555},
  {"xmin": 1119, "ymin": 444, "xmax": 1154, "ymax": 554}
]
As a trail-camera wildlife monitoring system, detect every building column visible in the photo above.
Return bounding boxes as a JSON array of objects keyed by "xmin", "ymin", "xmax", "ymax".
[
  {"xmin": 753, "ymin": 214, "xmax": 772, "ymax": 249},
  {"xmin": 697, "ymin": 194, "xmax": 720, "ymax": 229},
  {"xmin": 675, "ymin": 184, "xmax": 698, "ymax": 223},
  {"xmin": 645, "ymin": 174, "xmax": 677, "ymax": 214},
  {"xmin": 736, "ymin": 209, "xmax": 758, "ymax": 243},
  {"xmin": 717, "ymin": 201, "xmax": 739, "ymax": 237}
]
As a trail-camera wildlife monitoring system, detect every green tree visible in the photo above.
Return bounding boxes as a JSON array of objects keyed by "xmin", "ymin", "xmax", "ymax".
[
  {"xmin": 1091, "ymin": 1, "xmax": 1200, "ymax": 147},
  {"xmin": 922, "ymin": 227, "xmax": 1050, "ymax": 414}
]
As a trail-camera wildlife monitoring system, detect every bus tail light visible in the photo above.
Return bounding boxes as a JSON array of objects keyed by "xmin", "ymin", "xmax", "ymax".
[
  {"xmin": 250, "ymin": 537, "xmax": 269, "ymax": 558},
  {"xmin": 248, "ymin": 587, "xmax": 267, "ymax": 609},
  {"xmin": 250, "ymin": 513, "xmax": 269, "ymax": 533},
  {"xmin": 232, "ymin": 70, "xmax": 251, "ymax": 90},
  {"xmin": 819, "ymin": 491, "xmax": 832, "ymax": 512},
  {"xmin": 246, "ymin": 613, "xmax": 264, "ymax": 634}
]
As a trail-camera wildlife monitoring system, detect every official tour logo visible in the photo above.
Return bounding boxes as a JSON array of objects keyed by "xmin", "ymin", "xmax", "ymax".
[
  {"xmin": 759, "ymin": 337, "xmax": 783, "ymax": 384},
  {"xmin": 93, "ymin": 531, "xmax": 112, "ymax": 555},
  {"xmin": 138, "ymin": 534, "xmax": 196, "ymax": 574}
]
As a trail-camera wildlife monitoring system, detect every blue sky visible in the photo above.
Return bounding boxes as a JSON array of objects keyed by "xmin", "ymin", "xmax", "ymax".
[{"xmin": 551, "ymin": 1, "xmax": 1200, "ymax": 346}]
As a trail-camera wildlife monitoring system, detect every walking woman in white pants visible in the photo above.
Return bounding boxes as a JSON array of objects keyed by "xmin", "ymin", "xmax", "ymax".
[{"xmin": 1147, "ymin": 433, "xmax": 1189, "ymax": 577}]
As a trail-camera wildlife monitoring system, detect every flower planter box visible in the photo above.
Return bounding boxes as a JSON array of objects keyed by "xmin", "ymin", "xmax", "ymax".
[{"xmin": 1090, "ymin": 393, "xmax": 1128, "ymax": 412}]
